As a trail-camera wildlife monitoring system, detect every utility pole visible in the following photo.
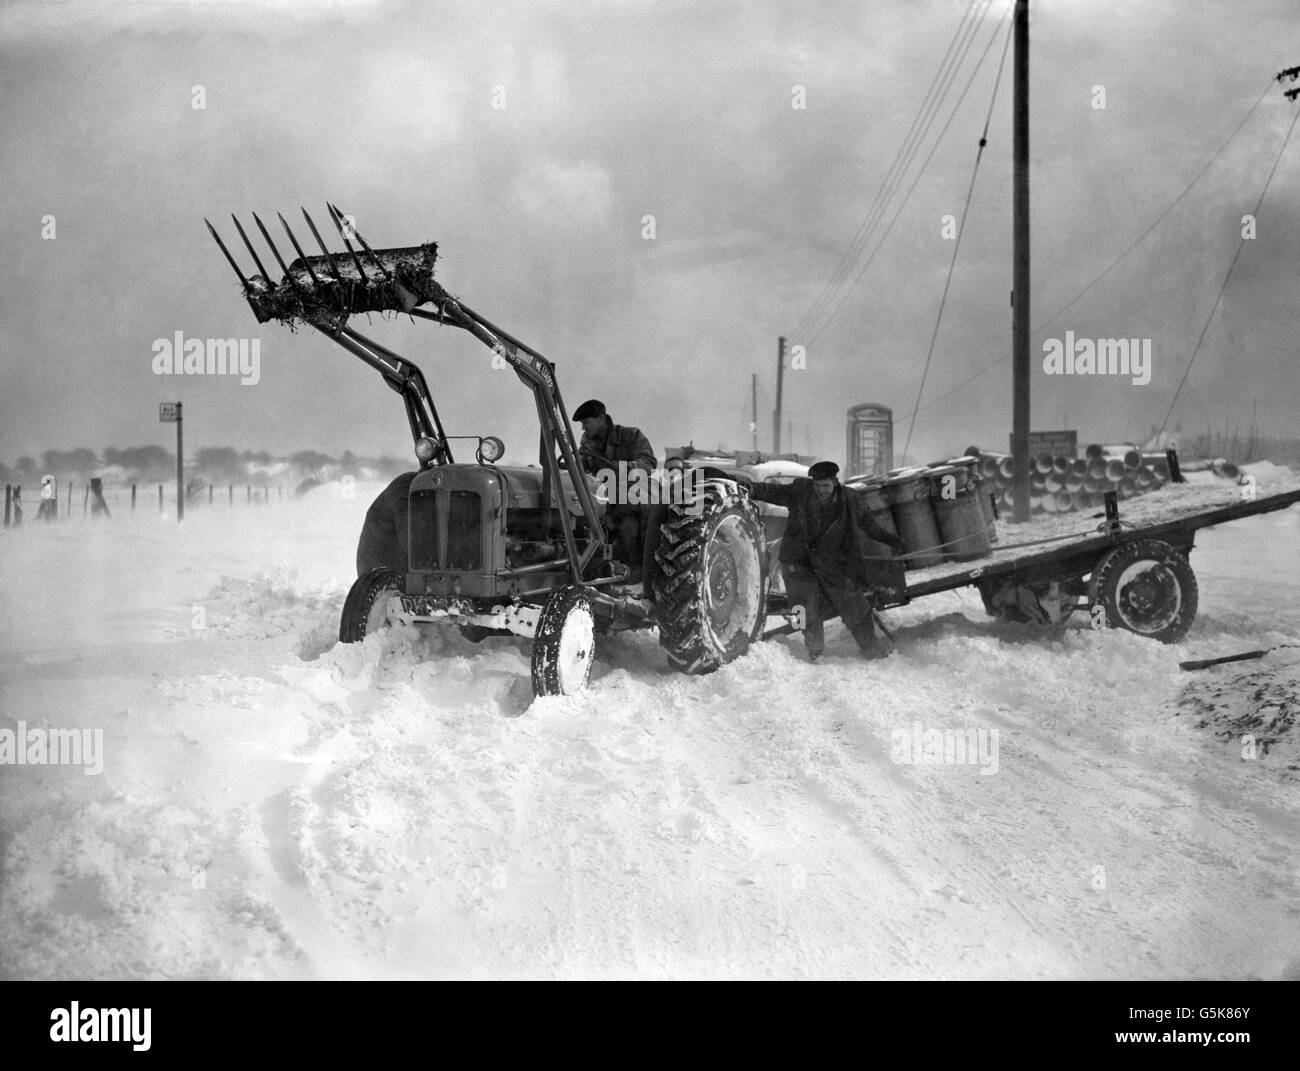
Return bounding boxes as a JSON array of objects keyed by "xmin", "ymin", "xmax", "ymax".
[
  {"xmin": 751, "ymin": 373, "xmax": 759, "ymax": 451},
  {"xmin": 1011, "ymin": 0, "xmax": 1031, "ymax": 522},
  {"xmin": 176, "ymin": 401, "xmax": 184, "ymax": 521},
  {"xmin": 773, "ymin": 336, "xmax": 786, "ymax": 454},
  {"xmin": 160, "ymin": 401, "xmax": 183, "ymax": 521}
]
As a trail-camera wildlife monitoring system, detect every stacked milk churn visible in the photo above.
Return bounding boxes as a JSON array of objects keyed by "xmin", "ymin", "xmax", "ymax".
[
  {"xmin": 847, "ymin": 456, "xmax": 997, "ymax": 570},
  {"xmin": 963, "ymin": 443, "xmax": 1172, "ymax": 515}
]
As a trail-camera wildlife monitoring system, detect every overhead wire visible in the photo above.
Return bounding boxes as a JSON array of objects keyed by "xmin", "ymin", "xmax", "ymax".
[
  {"xmin": 806, "ymin": 5, "xmax": 1007, "ymax": 351},
  {"xmin": 1157, "ymin": 101, "xmax": 1300, "ymax": 437},
  {"xmin": 790, "ymin": 0, "xmax": 995, "ymax": 343},
  {"xmin": 790, "ymin": 0, "xmax": 986, "ymax": 340},
  {"xmin": 902, "ymin": 14, "xmax": 1014, "ymax": 459},
  {"xmin": 895, "ymin": 75, "xmax": 1279, "ymax": 429}
]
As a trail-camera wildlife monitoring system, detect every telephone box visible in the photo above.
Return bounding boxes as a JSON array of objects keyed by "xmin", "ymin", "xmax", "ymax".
[{"xmin": 846, "ymin": 403, "xmax": 893, "ymax": 478}]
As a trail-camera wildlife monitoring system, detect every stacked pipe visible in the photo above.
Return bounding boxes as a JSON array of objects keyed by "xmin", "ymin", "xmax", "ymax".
[{"xmin": 964, "ymin": 443, "xmax": 1172, "ymax": 515}]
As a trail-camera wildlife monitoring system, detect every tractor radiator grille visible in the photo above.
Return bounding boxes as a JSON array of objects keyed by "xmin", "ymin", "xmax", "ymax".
[
  {"xmin": 408, "ymin": 490, "xmax": 438, "ymax": 570},
  {"xmin": 446, "ymin": 490, "xmax": 481, "ymax": 570}
]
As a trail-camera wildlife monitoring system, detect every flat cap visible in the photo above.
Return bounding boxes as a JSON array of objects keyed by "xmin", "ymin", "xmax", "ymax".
[{"xmin": 572, "ymin": 399, "xmax": 606, "ymax": 421}]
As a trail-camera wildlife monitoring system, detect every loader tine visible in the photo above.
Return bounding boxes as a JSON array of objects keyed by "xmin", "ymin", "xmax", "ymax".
[
  {"xmin": 327, "ymin": 201, "xmax": 370, "ymax": 282},
  {"xmin": 277, "ymin": 212, "xmax": 321, "ymax": 285},
  {"xmin": 332, "ymin": 202, "xmax": 393, "ymax": 283},
  {"xmin": 301, "ymin": 208, "xmax": 343, "ymax": 280},
  {"xmin": 251, "ymin": 211, "xmax": 298, "ymax": 287},
  {"xmin": 231, "ymin": 214, "xmax": 271, "ymax": 282},
  {"xmin": 205, "ymin": 219, "xmax": 249, "ymax": 288}
]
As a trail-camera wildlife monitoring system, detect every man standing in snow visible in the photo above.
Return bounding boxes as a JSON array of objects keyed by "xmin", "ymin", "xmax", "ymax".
[
  {"xmin": 745, "ymin": 461, "xmax": 905, "ymax": 663},
  {"xmin": 572, "ymin": 399, "xmax": 658, "ymax": 584},
  {"xmin": 37, "ymin": 475, "xmax": 58, "ymax": 522}
]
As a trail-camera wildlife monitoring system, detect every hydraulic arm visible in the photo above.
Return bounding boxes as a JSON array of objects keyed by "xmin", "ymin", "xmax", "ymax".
[{"xmin": 206, "ymin": 204, "xmax": 608, "ymax": 582}]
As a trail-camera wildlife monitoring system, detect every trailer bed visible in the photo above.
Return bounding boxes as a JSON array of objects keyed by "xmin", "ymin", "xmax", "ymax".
[{"xmin": 898, "ymin": 471, "xmax": 1300, "ymax": 602}]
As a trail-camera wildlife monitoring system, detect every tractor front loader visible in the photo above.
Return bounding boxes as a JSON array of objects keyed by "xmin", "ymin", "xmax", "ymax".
[{"xmin": 207, "ymin": 206, "xmax": 767, "ymax": 695}]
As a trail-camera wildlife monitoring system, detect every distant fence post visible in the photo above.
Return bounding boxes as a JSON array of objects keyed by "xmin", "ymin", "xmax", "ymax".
[
  {"xmin": 228, "ymin": 483, "xmax": 233, "ymax": 505},
  {"xmin": 246, "ymin": 485, "xmax": 251, "ymax": 503},
  {"xmin": 66, "ymin": 481, "xmax": 72, "ymax": 519},
  {"xmin": 83, "ymin": 484, "xmax": 89, "ymax": 517},
  {"xmin": 4, "ymin": 484, "xmax": 10, "ymax": 528},
  {"xmin": 208, "ymin": 484, "xmax": 213, "ymax": 505},
  {"xmin": 158, "ymin": 484, "xmax": 163, "ymax": 514},
  {"xmin": 131, "ymin": 483, "xmax": 137, "ymax": 511}
]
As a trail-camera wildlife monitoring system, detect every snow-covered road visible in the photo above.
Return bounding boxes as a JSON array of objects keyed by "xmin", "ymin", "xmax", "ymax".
[{"xmin": 2, "ymin": 478, "xmax": 1297, "ymax": 979}]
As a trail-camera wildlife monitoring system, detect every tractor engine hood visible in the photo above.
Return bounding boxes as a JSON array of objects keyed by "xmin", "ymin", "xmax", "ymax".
[{"xmin": 410, "ymin": 464, "xmax": 604, "ymax": 516}]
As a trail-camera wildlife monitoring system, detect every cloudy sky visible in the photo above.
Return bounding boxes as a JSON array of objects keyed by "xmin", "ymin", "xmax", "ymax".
[{"xmin": 2, "ymin": 0, "xmax": 1298, "ymax": 470}]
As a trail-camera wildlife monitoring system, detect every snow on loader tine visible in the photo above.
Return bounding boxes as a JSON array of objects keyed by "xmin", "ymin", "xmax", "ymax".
[
  {"xmin": 230, "ymin": 214, "xmax": 271, "ymax": 282},
  {"xmin": 301, "ymin": 207, "xmax": 343, "ymax": 280},
  {"xmin": 207, "ymin": 218, "xmax": 269, "ymax": 320},
  {"xmin": 327, "ymin": 201, "xmax": 370, "ymax": 281},
  {"xmin": 251, "ymin": 212, "xmax": 298, "ymax": 286},
  {"xmin": 277, "ymin": 212, "xmax": 321, "ymax": 286},
  {"xmin": 331, "ymin": 202, "xmax": 394, "ymax": 283}
]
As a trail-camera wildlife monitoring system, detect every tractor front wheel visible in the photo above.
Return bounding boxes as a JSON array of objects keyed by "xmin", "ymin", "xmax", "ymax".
[
  {"xmin": 531, "ymin": 586, "xmax": 597, "ymax": 696},
  {"xmin": 339, "ymin": 568, "xmax": 405, "ymax": 643}
]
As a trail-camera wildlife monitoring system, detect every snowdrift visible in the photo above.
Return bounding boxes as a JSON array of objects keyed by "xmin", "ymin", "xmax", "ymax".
[{"xmin": 2, "ymin": 484, "xmax": 1299, "ymax": 979}]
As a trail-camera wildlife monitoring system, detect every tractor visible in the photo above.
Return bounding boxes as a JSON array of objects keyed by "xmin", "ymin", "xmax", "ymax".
[{"xmin": 206, "ymin": 206, "xmax": 775, "ymax": 695}]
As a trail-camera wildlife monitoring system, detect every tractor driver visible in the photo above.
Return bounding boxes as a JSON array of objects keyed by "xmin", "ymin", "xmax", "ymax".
[{"xmin": 571, "ymin": 398, "xmax": 658, "ymax": 584}]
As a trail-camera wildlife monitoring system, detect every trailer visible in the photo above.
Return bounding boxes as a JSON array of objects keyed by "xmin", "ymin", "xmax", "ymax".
[{"xmin": 816, "ymin": 477, "xmax": 1300, "ymax": 645}]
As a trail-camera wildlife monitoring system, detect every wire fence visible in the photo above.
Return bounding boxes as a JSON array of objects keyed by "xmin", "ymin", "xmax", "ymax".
[{"xmin": 3, "ymin": 480, "xmax": 284, "ymax": 526}]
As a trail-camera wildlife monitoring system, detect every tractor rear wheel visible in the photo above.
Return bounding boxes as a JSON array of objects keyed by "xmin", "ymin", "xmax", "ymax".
[{"xmin": 652, "ymin": 479, "xmax": 766, "ymax": 674}]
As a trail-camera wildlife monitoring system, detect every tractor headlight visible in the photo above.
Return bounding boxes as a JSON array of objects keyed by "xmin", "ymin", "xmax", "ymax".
[
  {"xmin": 414, "ymin": 436, "xmax": 439, "ymax": 463},
  {"xmin": 478, "ymin": 436, "xmax": 505, "ymax": 463}
]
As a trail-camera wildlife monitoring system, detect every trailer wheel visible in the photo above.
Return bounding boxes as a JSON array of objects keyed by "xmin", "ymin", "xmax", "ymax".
[
  {"xmin": 339, "ymin": 568, "xmax": 404, "ymax": 643},
  {"xmin": 652, "ymin": 479, "xmax": 766, "ymax": 674},
  {"xmin": 531, "ymin": 585, "xmax": 596, "ymax": 696},
  {"xmin": 1088, "ymin": 539, "xmax": 1197, "ymax": 643}
]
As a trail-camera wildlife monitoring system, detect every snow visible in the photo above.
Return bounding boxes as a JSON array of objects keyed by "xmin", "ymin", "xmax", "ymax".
[
  {"xmin": 740, "ymin": 460, "xmax": 810, "ymax": 481},
  {"xmin": 2, "ymin": 479, "xmax": 1299, "ymax": 979}
]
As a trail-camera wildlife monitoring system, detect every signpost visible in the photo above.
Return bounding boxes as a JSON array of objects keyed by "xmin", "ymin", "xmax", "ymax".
[
  {"xmin": 1012, "ymin": 430, "xmax": 1077, "ymax": 459},
  {"xmin": 160, "ymin": 401, "xmax": 183, "ymax": 521}
]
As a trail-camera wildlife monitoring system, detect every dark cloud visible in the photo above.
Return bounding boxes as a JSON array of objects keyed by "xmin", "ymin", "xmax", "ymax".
[{"xmin": 2, "ymin": 0, "xmax": 1297, "ymax": 471}]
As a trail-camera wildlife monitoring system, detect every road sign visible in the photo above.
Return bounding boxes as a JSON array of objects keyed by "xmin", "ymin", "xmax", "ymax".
[
  {"xmin": 1011, "ymin": 430, "xmax": 1077, "ymax": 458},
  {"xmin": 158, "ymin": 402, "xmax": 183, "ymax": 520}
]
